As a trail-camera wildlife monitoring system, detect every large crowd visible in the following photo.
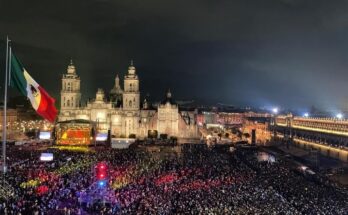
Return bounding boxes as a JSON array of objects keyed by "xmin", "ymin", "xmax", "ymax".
[{"xmin": 0, "ymin": 143, "xmax": 347, "ymax": 214}]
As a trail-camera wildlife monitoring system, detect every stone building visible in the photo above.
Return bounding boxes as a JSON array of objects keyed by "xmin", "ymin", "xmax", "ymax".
[
  {"xmin": 58, "ymin": 60, "xmax": 199, "ymax": 139},
  {"xmin": 60, "ymin": 60, "xmax": 81, "ymax": 110}
]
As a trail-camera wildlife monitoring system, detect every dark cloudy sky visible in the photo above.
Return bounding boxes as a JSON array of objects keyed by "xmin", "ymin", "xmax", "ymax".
[{"xmin": 1, "ymin": 0, "xmax": 348, "ymax": 111}]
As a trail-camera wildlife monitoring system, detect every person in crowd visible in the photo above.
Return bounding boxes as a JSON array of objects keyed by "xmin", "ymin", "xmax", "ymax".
[{"xmin": 0, "ymin": 143, "xmax": 347, "ymax": 214}]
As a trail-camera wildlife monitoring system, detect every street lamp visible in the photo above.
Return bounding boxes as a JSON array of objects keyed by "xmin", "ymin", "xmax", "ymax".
[
  {"xmin": 270, "ymin": 107, "xmax": 279, "ymax": 143},
  {"xmin": 304, "ymin": 113, "xmax": 309, "ymax": 117},
  {"xmin": 336, "ymin": 113, "xmax": 343, "ymax": 120},
  {"xmin": 272, "ymin": 108, "xmax": 278, "ymax": 114}
]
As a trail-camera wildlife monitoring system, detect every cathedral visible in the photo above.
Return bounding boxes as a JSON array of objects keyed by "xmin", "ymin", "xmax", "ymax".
[{"xmin": 58, "ymin": 60, "xmax": 199, "ymax": 139}]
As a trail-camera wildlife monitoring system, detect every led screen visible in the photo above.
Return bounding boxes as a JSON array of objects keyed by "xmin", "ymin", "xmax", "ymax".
[
  {"xmin": 40, "ymin": 153, "xmax": 53, "ymax": 161},
  {"xmin": 58, "ymin": 129, "xmax": 91, "ymax": 145},
  {"xmin": 39, "ymin": 131, "xmax": 51, "ymax": 140},
  {"xmin": 96, "ymin": 133, "xmax": 108, "ymax": 141}
]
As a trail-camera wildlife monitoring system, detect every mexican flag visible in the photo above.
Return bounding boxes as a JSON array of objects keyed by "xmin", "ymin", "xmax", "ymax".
[{"xmin": 10, "ymin": 53, "xmax": 57, "ymax": 122}]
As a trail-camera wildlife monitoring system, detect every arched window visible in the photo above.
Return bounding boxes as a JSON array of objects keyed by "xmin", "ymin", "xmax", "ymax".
[
  {"xmin": 67, "ymin": 100, "xmax": 70, "ymax": 107},
  {"xmin": 129, "ymin": 100, "xmax": 132, "ymax": 107}
]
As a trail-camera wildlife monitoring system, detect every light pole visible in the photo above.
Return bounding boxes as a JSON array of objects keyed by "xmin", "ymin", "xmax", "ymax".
[
  {"xmin": 336, "ymin": 113, "xmax": 343, "ymax": 120},
  {"xmin": 271, "ymin": 107, "xmax": 278, "ymax": 144}
]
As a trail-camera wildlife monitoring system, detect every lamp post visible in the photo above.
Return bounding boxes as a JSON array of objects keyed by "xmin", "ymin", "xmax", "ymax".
[
  {"xmin": 272, "ymin": 108, "xmax": 278, "ymax": 115},
  {"xmin": 271, "ymin": 107, "xmax": 278, "ymax": 143},
  {"xmin": 336, "ymin": 113, "xmax": 343, "ymax": 120}
]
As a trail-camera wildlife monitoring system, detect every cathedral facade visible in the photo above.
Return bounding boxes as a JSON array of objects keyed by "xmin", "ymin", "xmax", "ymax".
[{"xmin": 58, "ymin": 61, "xmax": 199, "ymax": 139}]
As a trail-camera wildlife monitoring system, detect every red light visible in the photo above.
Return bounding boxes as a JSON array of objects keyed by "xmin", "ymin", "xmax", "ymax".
[
  {"xmin": 96, "ymin": 162, "xmax": 108, "ymax": 180},
  {"xmin": 97, "ymin": 173, "xmax": 106, "ymax": 180},
  {"xmin": 97, "ymin": 163, "xmax": 107, "ymax": 170}
]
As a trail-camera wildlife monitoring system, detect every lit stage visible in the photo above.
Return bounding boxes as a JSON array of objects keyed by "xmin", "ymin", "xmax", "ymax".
[{"xmin": 55, "ymin": 119, "xmax": 96, "ymax": 145}]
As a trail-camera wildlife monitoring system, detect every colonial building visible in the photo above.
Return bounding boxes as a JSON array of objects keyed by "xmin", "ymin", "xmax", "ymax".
[
  {"xmin": 58, "ymin": 61, "xmax": 199, "ymax": 139},
  {"xmin": 60, "ymin": 60, "xmax": 81, "ymax": 110}
]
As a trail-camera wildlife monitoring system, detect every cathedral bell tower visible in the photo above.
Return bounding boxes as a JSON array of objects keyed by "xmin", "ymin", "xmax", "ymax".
[
  {"xmin": 123, "ymin": 61, "xmax": 140, "ymax": 110},
  {"xmin": 61, "ymin": 59, "xmax": 81, "ymax": 110}
]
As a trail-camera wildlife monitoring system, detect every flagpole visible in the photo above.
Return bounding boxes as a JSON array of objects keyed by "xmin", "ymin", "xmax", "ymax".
[
  {"xmin": 8, "ymin": 46, "xmax": 12, "ymax": 86},
  {"xmin": 2, "ymin": 36, "xmax": 10, "ymax": 174}
]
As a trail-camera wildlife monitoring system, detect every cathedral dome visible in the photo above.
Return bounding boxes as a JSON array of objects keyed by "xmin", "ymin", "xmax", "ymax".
[
  {"xmin": 110, "ymin": 74, "xmax": 123, "ymax": 94},
  {"xmin": 110, "ymin": 74, "xmax": 123, "ymax": 107},
  {"xmin": 110, "ymin": 87, "xmax": 123, "ymax": 94},
  {"xmin": 161, "ymin": 89, "xmax": 176, "ymax": 105},
  {"xmin": 95, "ymin": 88, "xmax": 105, "ymax": 102}
]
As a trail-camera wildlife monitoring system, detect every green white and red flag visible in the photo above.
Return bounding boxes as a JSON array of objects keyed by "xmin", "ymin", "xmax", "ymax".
[{"xmin": 10, "ymin": 53, "xmax": 57, "ymax": 122}]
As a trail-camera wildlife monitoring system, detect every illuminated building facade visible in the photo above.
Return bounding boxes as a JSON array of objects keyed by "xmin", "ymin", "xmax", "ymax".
[
  {"xmin": 274, "ymin": 115, "xmax": 348, "ymax": 162},
  {"xmin": 242, "ymin": 120, "xmax": 271, "ymax": 144},
  {"xmin": 0, "ymin": 109, "xmax": 18, "ymax": 139},
  {"xmin": 196, "ymin": 111, "xmax": 271, "ymax": 128},
  {"xmin": 60, "ymin": 60, "xmax": 81, "ymax": 110},
  {"xmin": 217, "ymin": 113, "xmax": 244, "ymax": 126},
  {"xmin": 58, "ymin": 61, "xmax": 199, "ymax": 140},
  {"xmin": 0, "ymin": 109, "xmax": 17, "ymax": 126},
  {"xmin": 275, "ymin": 115, "xmax": 348, "ymax": 137}
]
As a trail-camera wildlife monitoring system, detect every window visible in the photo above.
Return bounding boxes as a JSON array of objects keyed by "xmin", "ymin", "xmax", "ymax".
[
  {"xmin": 67, "ymin": 100, "xmax": 70, "ymax": 107},
  {"xmin": 129, "ymin": 100, "xmax": 132, "ymax": 107}
]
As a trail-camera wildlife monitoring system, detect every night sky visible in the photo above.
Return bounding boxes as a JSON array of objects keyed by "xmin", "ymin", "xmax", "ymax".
[{"xmin": 1, "ymin": 0, "xmax": 348, "ymax": 111}]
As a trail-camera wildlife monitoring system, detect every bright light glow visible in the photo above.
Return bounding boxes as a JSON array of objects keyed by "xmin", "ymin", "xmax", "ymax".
[
  {"xmin": 39, "ymin": 131, "xmax": 51, "ymax": 140},
  {"xmin": 272, "ymin": 108, "xmax": 278, "ymax": 114},
  {"xmin": 98, "ymin": 181, "xmax": 105, "ymax": 187},
  {"xmin": 304, "ymin": 113, "xmax": 309, "ymax": 117},
  {"xmin": 96, "ymin": 112, "xmax": 105, "ymax": 119},
  {"xmin": 40, "ymin": 153, "xmax": 53, "ymax": 161},
  {"xmin": 300, "ymin": 166, "xmax": 308, "ymax": 171},
  {"xmin": 96, "ymin": 133, "xmax": 108, "ymax": 141},
  {"xmin": 336, "ymin": 113, "xmax": 343, "ymax": 119},
  {"xmin": 50, "ymin": 146, "xmax": 92, "ymax": 153}
]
